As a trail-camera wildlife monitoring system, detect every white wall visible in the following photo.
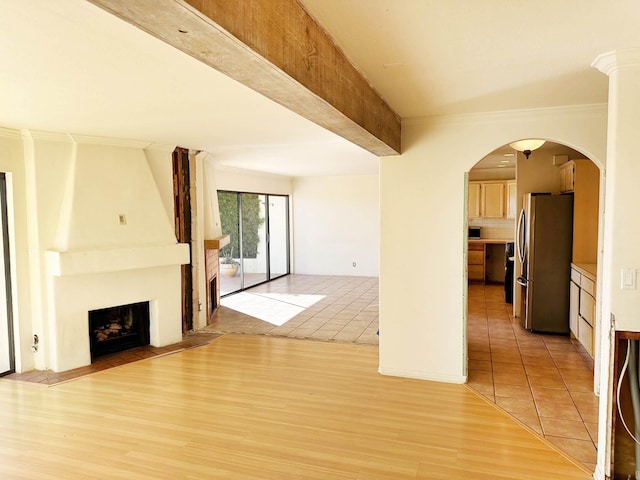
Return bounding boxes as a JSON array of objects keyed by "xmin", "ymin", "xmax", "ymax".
[
  {"xmin": 0, "ymin": 129, "xmax": 33, "ymax": 373},
  {"xmin": 379, "ymin": 105, "xmax": 607, "ymax": 384},
  {"xmin": 214, "ymin": 165, "xmax": 293, "ymax": 195},
  {"xmin": 292, "ymin": 175, "xmax": 379, "ymax": 276}
]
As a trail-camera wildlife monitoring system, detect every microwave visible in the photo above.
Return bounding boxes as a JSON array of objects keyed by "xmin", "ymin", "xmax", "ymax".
[{"xmin": 468, "ymin": 227, "xmax": 481, "ymax": 239}]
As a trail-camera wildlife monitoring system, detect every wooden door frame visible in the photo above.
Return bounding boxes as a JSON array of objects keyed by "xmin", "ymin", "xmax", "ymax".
[{"xmin": 172, "ymin": 147, "xmax": 193, "ymax": 333}]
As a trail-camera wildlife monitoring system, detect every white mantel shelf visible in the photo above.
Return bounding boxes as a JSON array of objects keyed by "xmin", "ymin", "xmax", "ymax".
[{"xmin": 46, "ymin": 243, "xmax": 190, "ymax": 276}]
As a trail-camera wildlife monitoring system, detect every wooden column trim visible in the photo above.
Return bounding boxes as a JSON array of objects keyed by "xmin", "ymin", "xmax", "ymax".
[{"xmin": 87, "ymin": 0, "xmax": 401, "ymax": 156}]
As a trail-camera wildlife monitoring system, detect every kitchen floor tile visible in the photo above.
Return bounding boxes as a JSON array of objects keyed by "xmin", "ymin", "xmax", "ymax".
[
  {"xmin": 466, "ymin": 283, "xmax": 597, "ymax": 471},
  {"xmin": 540, "ymin": 417, "xmax": 591, "ymax": 441}
]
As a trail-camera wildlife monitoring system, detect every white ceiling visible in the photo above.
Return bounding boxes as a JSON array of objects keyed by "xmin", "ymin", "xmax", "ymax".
[{"xmin": 2, "ymin": 1, "xmax": 639, "ymax": 176}]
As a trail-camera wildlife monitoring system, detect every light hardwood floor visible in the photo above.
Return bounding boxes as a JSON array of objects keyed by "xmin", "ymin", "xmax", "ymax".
[{"xmin": 0, "ymin": 334, "xmax": 590, "ymax": 479}]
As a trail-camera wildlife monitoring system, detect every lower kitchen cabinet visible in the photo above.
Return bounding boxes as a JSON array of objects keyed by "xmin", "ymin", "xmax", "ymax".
[
  {"xmin": 468, "ymin": 243, "xmax": 486, "ymax": 282},
  {"xmin": 570, "ymin": 264, "xmax": 596, "ymax": 357}
]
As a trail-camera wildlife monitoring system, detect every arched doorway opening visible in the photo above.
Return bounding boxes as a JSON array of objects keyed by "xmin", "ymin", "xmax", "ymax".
[{"xmin": 465, "ymin": 140, "xmax": 602, "ymax": 470}]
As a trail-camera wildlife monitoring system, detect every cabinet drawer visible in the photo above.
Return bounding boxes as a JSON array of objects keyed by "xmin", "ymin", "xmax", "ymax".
[
  {"xmin": 468, "ymin": 250, "xmax": 485, "ymax": 265},
  {"xmin": 578, "ymin": 316, "xmax": 594, "ymax": 357},
  {"xmin": 570, "ymin": 268, "xmax": 581, "ymax": 284},
  {"xmin": 579, "ymin": 291, "xmax": 595, "ymax": 326},
  {"xmin": 468, "ymin": 265, "xmax": 484, "ymax": 280},
  {"xmin": 580, "ymin": 275, "xmax": 595, "ymax": 296}
]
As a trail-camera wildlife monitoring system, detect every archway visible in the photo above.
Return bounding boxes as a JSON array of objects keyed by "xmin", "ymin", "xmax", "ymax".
[{"xmin": 465, "ymin": 139, "xmax": 603, "ymax": 470}]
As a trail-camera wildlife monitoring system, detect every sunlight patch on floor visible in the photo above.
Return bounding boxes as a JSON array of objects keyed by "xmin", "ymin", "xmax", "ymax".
[{"xmin": 220, "ymin": 292, "xmax": 325, "ymax": 326}]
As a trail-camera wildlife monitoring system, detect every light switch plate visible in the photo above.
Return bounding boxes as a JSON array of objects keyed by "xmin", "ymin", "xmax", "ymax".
[{"xmin": 621, "ymin": 268, "xmax": 636, "ymax": 289}]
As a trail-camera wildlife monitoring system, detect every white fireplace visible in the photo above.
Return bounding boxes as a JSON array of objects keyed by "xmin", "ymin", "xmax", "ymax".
[{"xmin": 19, "ymin": 132, "xmax": 191, "ymax": 372}]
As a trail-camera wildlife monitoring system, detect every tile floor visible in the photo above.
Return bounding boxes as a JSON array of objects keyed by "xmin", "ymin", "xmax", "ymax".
[
  {"xmin": 205, "ymin": 274, "xmax": 379, "ymax": 345},
  {"xmin": 467, "ymin": 282, "xmax": 598, "ymax": 471}
]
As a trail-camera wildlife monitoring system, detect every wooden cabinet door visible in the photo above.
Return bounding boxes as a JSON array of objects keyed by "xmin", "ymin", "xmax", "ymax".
[
  {"xmin": 506, "ymin": 181, "xmax": 517, "ymax": 219},
  {"xmin": 468, "ymin": 182, "xmax": 481, "ymax": 218},
  {"xmin": 560, "ymin": 161, "xmax": 575, "ymax": 193},
  {"xmin": 482, "ymin": 183, "xmax": 505, "ymax": 218},
  {"xmin": 569, "ymin": 279, "xmax": 580, "ymax": 337}
]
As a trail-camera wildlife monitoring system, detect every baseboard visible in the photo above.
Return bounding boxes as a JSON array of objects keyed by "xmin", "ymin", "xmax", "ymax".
[{"xmin": 378, "ymin": 366, "xmax": 467, "ymax": 384}]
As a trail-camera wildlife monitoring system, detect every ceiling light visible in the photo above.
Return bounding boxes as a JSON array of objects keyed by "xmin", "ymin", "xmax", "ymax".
[
  {"xmin": 509, "ymin": 139, "xmax": 546, "ymax": 159},
  {"xmin": 500, "ymin": 160, "xmax": 510, "ymax": 163},
  {"xmin": 498, "ymin": 165, "xmax": 507, "ymax": 168},
  {"xmin": 503, "ymin": 153, "xmax": 515, "ymax": 157}
]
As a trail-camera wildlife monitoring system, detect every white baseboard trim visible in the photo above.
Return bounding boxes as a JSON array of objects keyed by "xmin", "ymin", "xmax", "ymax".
[
  {"xmin": 378, "ymin": 366, "xmax": 467, "ymax": 384},
  {"xmin": 592, "ymin": 463, "xmax": 605, "ymax": 480}
]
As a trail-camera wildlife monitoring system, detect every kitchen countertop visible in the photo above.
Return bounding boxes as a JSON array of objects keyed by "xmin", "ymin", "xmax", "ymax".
[
  {"xmin": 468, "ymin": 238, "xmax": 514, "ymax": 245},
  {"xmin": 571, "ymin": 262, "xmax": 597, "ymax": 280}
]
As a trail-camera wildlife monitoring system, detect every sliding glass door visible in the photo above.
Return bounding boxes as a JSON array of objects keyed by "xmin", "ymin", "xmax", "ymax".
[
  {"xmin": 269, "ymin": 195, "xmax": 289, "ymax": 280},
  {"xmin": 0, "ymin": 174, "xmax": 14, "ymax": 376},
  {"xmin": 218, "ymin": 191, "xmax": 289, "ymax": 296}
]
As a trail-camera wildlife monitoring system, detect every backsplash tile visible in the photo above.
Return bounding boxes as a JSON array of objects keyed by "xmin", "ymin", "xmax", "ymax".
[{"xmin": 468, "ymin": 218, "xmax": 515, "ymax": 240}]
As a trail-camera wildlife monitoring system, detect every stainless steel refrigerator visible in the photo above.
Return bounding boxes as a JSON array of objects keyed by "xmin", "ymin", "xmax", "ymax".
[{"xmin": 516, "ymin": 193, "xmax": 573, "ymax": 333}]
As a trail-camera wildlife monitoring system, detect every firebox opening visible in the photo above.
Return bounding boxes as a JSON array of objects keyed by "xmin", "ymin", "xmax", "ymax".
[
  {"xmin": 89, "ymin": 301, "xmax": 150, "ymax": 361},
  {"xmin": 210, "ymin": 277, "xmax": 217, "ymax": 314}
]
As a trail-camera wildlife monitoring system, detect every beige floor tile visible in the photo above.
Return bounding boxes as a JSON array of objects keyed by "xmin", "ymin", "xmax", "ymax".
[
  {"xmin": 534, "ymin": 398, "xmax": 582, "ymax": 421},
  {"xmin": 469, "ymin": 350, "xmax": 491, "ymax": 361},
  {"xmin": 511, "ymin": 411, "xmax": 543, "ymax": 434},
  {"xmin": 584, "ymin": 422, "xmax": 598, "ymax": 443},
  {"xmin": 495, "ymin": 396, "xmax": 537, "ymax": 415},
  {"xmin": 493, "ymin": 371, "xmax": 528, "ymax": 386},
  {"xmin": 527, "ymin": 373, "xmax": 567, "ymax": 390},
  {"xmin": 539, "ymin": 417, "xmax": 591, "ymax": 440},
  {"xmin": 468, "ymin": 359, "xmax": 492, "ymax": 371},
  {"xmin": 491, "ymin": 361, "xmax": 525, "ymax": 374},
  {"xmin": 491, "ymin": 353, "xmax": 522, "ymax": 365},
  {"xmin": 545, "ymin": 436, "xmax": 597, "ymax": 464},
  {"xmin": 493, "ymin": 383, "xmax": 532, "ymax": 399}
]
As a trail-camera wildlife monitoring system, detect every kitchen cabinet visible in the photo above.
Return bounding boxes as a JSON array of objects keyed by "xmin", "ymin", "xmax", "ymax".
[
  {"xmin": 468, "ymin": 182, "xmax": 481, "ymax": 218},
  {"xmin": 506, "ymin": 181, "xmax": 517, "ymax": 219},
  {"xmin": 468, "ymin": 180, "xmax": 512, "ymax": 219},
  {"xmin": 560, "ymin": 161, "xmax": 575, "ymax": 193},
  {"xmin": 569, "ymin": 264, "xmax": 596, "ymax": 358},
  {"xmin": 468, "ymin": 243, "xmax": 486, "ymax": 282},
  {"xmin": 571, "ymin": 159, "xmax": 600, "ymax": 264}
]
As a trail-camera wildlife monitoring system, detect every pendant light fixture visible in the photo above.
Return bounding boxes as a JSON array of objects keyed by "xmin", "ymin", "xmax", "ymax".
[{"xmin": 509, "ymin": 139, "xmax": 546, "ymax": 159}]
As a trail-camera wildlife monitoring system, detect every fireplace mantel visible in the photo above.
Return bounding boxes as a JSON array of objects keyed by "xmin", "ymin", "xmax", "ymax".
[{"xmin": 46, "ymin": 243, "xmax": 190, "ymax": 276}]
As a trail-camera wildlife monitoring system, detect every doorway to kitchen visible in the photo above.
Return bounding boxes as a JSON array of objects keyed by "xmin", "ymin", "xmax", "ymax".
[
  {"xmin": 465, "ymin": 141, "xmax": 603, "ymax": 470},
  {"xmin": 217, "ymin": 191, "xmax": 290, "ymax": 296},
  {"xmin": 0, "ymin": 173, "xmax": 15, "ymax": 376}
]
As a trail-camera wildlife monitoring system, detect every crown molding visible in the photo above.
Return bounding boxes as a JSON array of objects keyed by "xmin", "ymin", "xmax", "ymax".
[
  {"xmin": 404, "ymin": 103, "xmax": 607, "ymax": 128},
  {"xmin": 0, "ymin": 126, "xmax": 21, "ymax": 139},
  {"xmin": 592, "ymin": 48, "xmax": 640, "ymax": 76},
  {"xmin": 69, "ymin": 133, "xmax": 151, "ymax": 148},
  {"xmin": 21, "ymin": 129, "xmax": 73, "ymax": 142},
  {"xmin": 144, "ymin": 143, "xmax": 176, "ymax": 153}
]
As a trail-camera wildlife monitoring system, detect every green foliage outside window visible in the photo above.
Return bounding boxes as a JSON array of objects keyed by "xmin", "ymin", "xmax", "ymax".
[{"xmin": 217, "ymin": 192, "xmax": 264, "ymax": 259}]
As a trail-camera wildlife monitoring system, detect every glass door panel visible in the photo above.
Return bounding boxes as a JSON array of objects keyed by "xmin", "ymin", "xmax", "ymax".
[
  {"xmin": 269, "ymin": 195, "xmax": 289, "ymax": 279},
  {"xmin": 241, "ymin": 194, "xmax": 267, "ymax": 289},
  {"xmin": 217, "ymin": 191, "xmax": 241, "ymax": 296}
]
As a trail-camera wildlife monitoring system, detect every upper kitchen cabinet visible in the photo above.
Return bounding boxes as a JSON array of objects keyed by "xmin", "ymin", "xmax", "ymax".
[
  {"xmin": 558, "ymin": 159, "xmax": 600, "ymax": 263},
  {"xmin": 468, "ymin": 182, "xmax": 481, "ymax": 218},
  {"xmin": 559, "ymin": 161, "xmax": 575, "ymax": 193},
  {"xmin": 468, "ymin": 180, "xmax": 515, "ymax": 219}
]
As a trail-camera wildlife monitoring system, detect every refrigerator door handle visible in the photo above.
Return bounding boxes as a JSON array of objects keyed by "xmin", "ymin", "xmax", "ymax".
[{"xmin": 516, "ymin": 208, "xmax": 525, "ymax": 263}]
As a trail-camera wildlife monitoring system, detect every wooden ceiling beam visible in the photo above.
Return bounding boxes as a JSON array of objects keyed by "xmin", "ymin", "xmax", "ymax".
[{"xmin": 87, "ymin": 0, "xmax": 401, "ymax": 156}]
